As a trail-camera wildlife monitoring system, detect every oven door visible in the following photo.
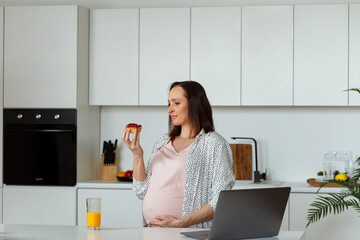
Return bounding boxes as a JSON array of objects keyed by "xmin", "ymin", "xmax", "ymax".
[{"xmin": 4, "ymin": 124, "xmax": 77, "ymax": 186}]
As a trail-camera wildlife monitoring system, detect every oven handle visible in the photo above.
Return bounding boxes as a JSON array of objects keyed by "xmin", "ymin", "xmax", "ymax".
[{"xmin": 5, "ymin": 129, "xmax": 75, "ymax": 133}]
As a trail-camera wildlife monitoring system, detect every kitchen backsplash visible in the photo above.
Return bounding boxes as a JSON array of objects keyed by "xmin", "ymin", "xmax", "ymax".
[{"xmin": 100, "ymin": 106, "xmax": 360, "ymax": 182}]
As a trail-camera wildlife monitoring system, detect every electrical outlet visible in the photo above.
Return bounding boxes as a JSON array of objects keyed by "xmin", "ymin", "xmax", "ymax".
[
  {"xmin": 332, "ymin": 150, "xmax": 342, "ymax": 161},
  {"xmin": 323, "ymin": 150, "xmax": 353, "ymax": 161},
  {"xmin": 341, "ymin": 150, "xmax": 353, "ymax": 161},
  {"xmin": 323, "ymin": 150, "xmax": 332, "ymax": 161}
]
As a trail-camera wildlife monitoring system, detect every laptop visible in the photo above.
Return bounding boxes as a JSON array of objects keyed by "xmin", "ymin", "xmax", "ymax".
[{"xmin": 181, "ymin": 187, "xmax": 291, "ymax": 240}]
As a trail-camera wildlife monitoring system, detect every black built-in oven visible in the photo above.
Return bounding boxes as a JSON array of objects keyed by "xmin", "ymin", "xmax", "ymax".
[{"xmin": 3, "ymin": 109, "xmax": 77, "ymax": 186}]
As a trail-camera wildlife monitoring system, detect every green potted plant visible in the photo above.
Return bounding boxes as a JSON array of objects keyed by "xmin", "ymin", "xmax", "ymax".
[
  {"xmin": 316, "ymin": 171, "xmax": 324, "ymax": 182},
  {"xmin": 306, "ymin": 158, "xmax": 360, "ymax": 227}
]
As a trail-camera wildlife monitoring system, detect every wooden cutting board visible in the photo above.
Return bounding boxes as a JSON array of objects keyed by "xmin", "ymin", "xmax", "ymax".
[{"xmin": 230, "ymin": 144, "xmax": 252, "ymax": 180}]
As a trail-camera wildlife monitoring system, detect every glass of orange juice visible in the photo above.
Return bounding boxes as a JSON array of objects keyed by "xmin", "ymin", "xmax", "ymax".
[{"xmin": 86, "ymin": 198, "xmax": 101, "ymax": 230}]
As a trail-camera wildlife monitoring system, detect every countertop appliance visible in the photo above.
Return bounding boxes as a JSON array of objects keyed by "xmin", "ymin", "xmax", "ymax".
[{"xmin": 3, "ymin": 109, "xmax": 77, "ymax": 186}]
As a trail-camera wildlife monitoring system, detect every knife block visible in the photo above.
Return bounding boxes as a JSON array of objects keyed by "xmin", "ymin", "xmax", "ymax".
[{"xmin": 99, "ymin": 154, "xmax": 117, "ymax": 180}]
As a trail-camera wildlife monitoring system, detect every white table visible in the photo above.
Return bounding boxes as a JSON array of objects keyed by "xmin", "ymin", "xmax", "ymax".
[{"xmin": 0, "ymin": 224, "xmax": 304, "ymax": 240}]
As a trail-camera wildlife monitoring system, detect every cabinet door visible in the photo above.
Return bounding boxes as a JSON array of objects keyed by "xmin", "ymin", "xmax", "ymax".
[
  {"xmin": 290, "ymin": 193, "xmax": 360, "ymax": 239},
  {"xmin": 139, "ymin": 8, "xmax": 190, "ymax": 106},
  {"xmin": 191, "ymin": 7, "xmax": 241, "ymax": 106},
  {"xmin": 0, "ymin": 7, "xmax": 3, "ymax": 187},
  {"xmin": 89, "ymin": 9, "xmax": 139, "ymax": 106},
  {"xmin": 0, "ymin": 188, "xmax": 2, "ymax": 224},
  {"xmin": 4, "ymin": 6, "xmax": 78, "ymax": 108},
  {"xmin": 78, "ymin": 188, "xmax": 142, "ymax": 227},
  {"xmin": 3, "ymin": 186, "xmax": 76, "ymax": 225},
  {"xmin": 294, "ymin": 5, "xmax": 348, "ymax": 106},
  {"xmin": 349, "ymin": 4, "xmax": 360, "ymax": 105},
  {"xmin": 242, "ymin": 6, "xmax": 293, "ymax": 106}
]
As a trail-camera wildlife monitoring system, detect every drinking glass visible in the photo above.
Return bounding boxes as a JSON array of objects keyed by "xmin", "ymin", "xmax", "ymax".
[
  {"xmin": 344, "ymin": 161, "xmax": 355, "ymax": 179},
  {"xmin": 323, "ymin": 162, "xmax": 333, "ymax": 181},
  {"xmin": 87, "ymin": 198, "xmax": 101, "ymax": 230}
]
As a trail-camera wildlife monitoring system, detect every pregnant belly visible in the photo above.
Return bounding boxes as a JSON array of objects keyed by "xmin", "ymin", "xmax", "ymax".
[{"xmin": 142, "ymin": 191, "xmax": 184, "ymax": 224}]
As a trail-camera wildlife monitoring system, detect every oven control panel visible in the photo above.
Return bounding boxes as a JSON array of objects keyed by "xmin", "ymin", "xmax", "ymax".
[{"xmin": 4, "ymin": 109, "xmax": 77, "ymax": 125}]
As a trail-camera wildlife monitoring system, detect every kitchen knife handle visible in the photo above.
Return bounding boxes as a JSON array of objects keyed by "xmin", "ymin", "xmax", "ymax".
[
  {"xmin": 102, "ymin": 141, "xmax": 107, "ymax": 154},
  {"xmin": 114, "ymin": 139, "xmax": 118, "ymax": 151}
]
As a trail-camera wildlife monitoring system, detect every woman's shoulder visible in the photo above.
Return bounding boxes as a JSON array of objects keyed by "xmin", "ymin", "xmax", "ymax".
[
  {"xmin": 153, "ymin": 133, "xmax": 170, "ymax": 148},
  {"xmin": 200, "ymin": 131, "xmax": 229, "ymax": 146}
]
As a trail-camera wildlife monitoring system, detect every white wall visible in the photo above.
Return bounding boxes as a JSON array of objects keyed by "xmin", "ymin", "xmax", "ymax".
[{"xmin": 100, "ymin": 106, "xmax": 360, "ymax": 182}]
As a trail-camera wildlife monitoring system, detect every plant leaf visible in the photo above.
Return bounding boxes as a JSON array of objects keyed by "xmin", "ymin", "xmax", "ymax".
[
  {"xmin": 307, "ymin": 157, "xmax": 360, "ymax": 227},
  {"xmin": 307, "ymin": 194, "xmax": 351, "ymax": 227},
  {"xmin": 344, "ymin": 88, "xmax": 360, "ymax": 93}
]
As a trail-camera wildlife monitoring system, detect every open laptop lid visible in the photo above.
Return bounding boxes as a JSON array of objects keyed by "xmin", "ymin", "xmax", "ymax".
[{"xmin": 208, "ymin": 187, "xmax": 291, "ymax": 240}]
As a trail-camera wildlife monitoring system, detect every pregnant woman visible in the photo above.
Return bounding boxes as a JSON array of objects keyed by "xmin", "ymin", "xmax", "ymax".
[{"xmin": 122, "ymin": 80, "xmax": 234, "ymax": 228}]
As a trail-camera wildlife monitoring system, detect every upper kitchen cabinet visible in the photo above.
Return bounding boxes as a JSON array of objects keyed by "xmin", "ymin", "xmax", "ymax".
[
  {"xmin": 139, "ymin": 8, "xmax": 190, "ymax": 106},
  {"xmin": 294, "ymin": 4, "xmax": 348, "ymax": 106},
  {"xmin": 191, "ymin": 7, "xmax": 241, "ymax": 106},
  {"xmin": 242, "ymin": 6, "xmax": 293, "ymax": 106},
  {"xmin": 349, "ymin": 4, "xmax": 360, "ymax": 106},
  {"xmin": 4, "ymin": 6, "xmax": 84, "ymax": 108},
  {"xmin": 89, "ymin": 9, "xmax": 139, "ymax": 106}
]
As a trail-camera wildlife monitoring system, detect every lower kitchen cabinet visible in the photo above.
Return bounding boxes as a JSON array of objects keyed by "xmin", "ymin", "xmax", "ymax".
[
  {"xmin": 77, "ymin": 188, "xmax": 142, "ymax": 227},
  {"xmin": 0, "ymin": 188, "xmax": 2, "ymax": 224},
  {"xmin": 289, "ymin": 193, "xmax": 360, "ymax": 240},
  {"xmin": 3, "ymin": 186, "xmax": 76, "ymax": 225},
  {"xmin": 280, "ymin": 201, "xmax": 289, "ymax": 231}
]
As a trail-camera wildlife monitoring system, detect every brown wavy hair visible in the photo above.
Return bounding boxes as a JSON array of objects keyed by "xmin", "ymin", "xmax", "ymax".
[{"xmin": 168, "ymin": 81, "xmax": 214, "ymax": 141}]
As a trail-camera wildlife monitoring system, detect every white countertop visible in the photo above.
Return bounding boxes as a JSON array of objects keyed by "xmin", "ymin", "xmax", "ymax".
[
  {"xmin": 77, "ymin": 179, "xmax": 133, "ymax": 189},
  {"xmin": 280, "ymin": 181, "xmax": 345, "ymax": 194},
  {"xmin": 77, "ymin": 179, "xmax": 345, "ymax": 194},
  {"xmin": 0, "ymin": 224, "xmax": 304, "ymax": 240}
]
